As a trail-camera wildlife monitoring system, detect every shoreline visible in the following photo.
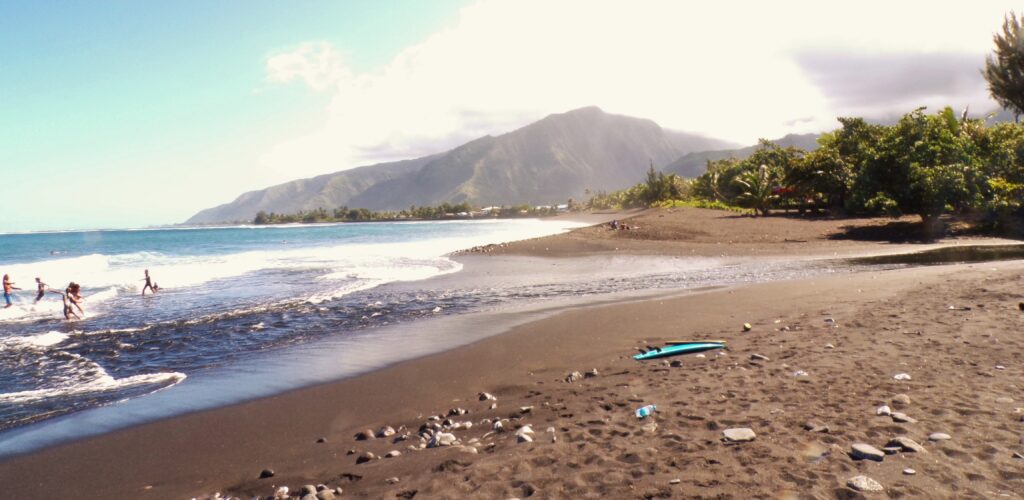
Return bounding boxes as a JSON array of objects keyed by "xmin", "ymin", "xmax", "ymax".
[
  {"xmin": 2, "ymin": 207, "xmax": 1023, "ymax": 498},
  {"xmin": 1, "ymin": 258, "xmax": 1022, "ymax": 497}
]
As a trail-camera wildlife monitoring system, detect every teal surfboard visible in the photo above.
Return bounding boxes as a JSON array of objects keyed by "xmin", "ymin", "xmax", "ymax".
[{"xmin": 633, "ymin": 342, "xmax": 725, "ymax": 361}]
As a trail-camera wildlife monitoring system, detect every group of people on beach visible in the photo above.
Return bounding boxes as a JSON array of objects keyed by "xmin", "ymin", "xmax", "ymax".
[{"xmin": 2, "ymin": 269, "xmax": 159, "ymax": 320}]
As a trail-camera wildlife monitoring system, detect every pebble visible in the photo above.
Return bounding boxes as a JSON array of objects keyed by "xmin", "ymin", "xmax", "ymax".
[
  {"xmin": 565, "ymin": 371, "xmax": 583, "ymax": 383},
  {"xmin": 903, "ymin": 468, "xmax": 916, "ymax": 475},
  {"xmin": 803, "ymin": 420, "xmax": 830, "ymax": 433},
  {"xmin": 928, "ymin": 432, "xmax": 951, "ymax": 441},
  {"xmin": 695, "ymin": 354, "xmax": 706, "ymax": 358},
  {"xmin": 996, "ymin": 397, "xmax": 1014, "ymax": 404},
  {"xmin": 876, "ymin": 405, "xmax": 892, "ymax": 416},
  {"xmin": 316, "ymin": 490, "xmax": 336, "ymax": 500},
  {"xmin": 385, "ymin": 450, "xmax": 401, "ymax": 458},
  {"xmin": 259, "ymin": 469, "xmax": 275, "ymax": 479},
  {"xmin": 892, "ymin": 394, "xmax": 911, "ymax": 406},
  {"xmin": 489, "ymin": 403, "xmax": 498, "ymax": 410},
  {"xmin": 996, "ymin": 365, "xmax": 1006, "ymax": 370},
  {"xmin": 850, "ymin": 443, "xmax": 885, "ymax": 462},
  {"xmin": 493, "ymin": 421, "xmax": 505, "ymax": 432},
  {"xmin": 793, "ymin": 370, "xmax": 809, "ymax": 377},
  {"xmin": 886, "ymin": 436, "xmax": 926, "ymax": 453},
  {"xmin": 669, "ymin": 479, "xmax": 681, "ymax": 485},
  {"xmin": 891, "ymin": 412, "xmax": 917, "ymax": 423},
  {"xmin": 355, "ymin": 429, "xmax": 375, "ymax": 441},
  {"xmin": 519, "ymin": 406, "xmax": 533, "ymax": 414},
  {"xmin": 385, "ymin": 477, "xmax": 400, "ymax": 484},
  {"xmin": 585, "ymin": 368, "xmax": 599, "ymax": 378},
  {"xmin": 478, "ymin": 392, "xmax": 496, "ymax": 401},
  {"xmin": 882, "ymin": 446, "xmax": 902, "ymax": 455},
  {"xmin": 429, "ymin": 432, "xmax": 457, "ymax": 448},
  {"xmin": 742, "ymin": 323, "xmax": 753, "ymax": 331},
  {"xmin": 641, "ymin": 421, "xmax": 658, "ymax": 433},
  {"xmin": 301, "ymin": 485, "xmax": 318, "ymax": 496},
  {"xmin": 670, "ymin": 360, "xmax": 683, "ymax": 367},
  {"xmin": 377, "ymin": 426, "xmax": 396, "ymax": 438},
  {"xmin": 517, "ymin": 433, "xmax": 534, "ymax": 443},
  {"xmin": 893, "ymin": 373, "xmax": 912, "ymax": 381},
  {"xmin": 722, "ymin": 428, "xmax": 756, "ymax": 442},
  {"xmin": 750, "ymin": 353, "xmax": 770, "ymax": 361},
  {"xmin": 846, "ymin": 475, "xmax": 884, "ymax": 492},
  {"xmin": 274, "ymin": 486, "xmax": 290, "ymax": 498},
  {"xmin": 356, "ymin": 451, "xmax": 377, "ymax": 464},
  {"xmin": 316, "ymin": 437, "xmax": 327, "ymax": 443}
]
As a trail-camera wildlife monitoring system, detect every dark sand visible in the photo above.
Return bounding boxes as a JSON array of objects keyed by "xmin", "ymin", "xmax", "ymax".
[{"xmin": 2, "ymin": 208, "xmax": 1023, "ymax": 499}]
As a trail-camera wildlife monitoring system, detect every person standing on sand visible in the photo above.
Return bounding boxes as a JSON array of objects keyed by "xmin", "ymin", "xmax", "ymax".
[
  {"xmin": 34, "ymin": 277, "xmax": 48, "ymax": 303},
  {"xmin": 141, "ymin": 269, "xmax": 156, "ymax": 296},
  {"xmin": 3, "ymin": 274, "xmax": 20, "ymax": 308}
]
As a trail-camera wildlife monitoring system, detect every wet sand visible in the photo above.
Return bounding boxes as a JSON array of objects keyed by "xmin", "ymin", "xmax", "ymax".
[{"xmin": 1, "ymin": 208, "xmax": 1023, "ymax": 499}]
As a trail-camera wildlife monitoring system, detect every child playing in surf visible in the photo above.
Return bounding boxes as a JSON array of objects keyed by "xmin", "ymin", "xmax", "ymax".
[
  {"xmin": 3, "ymin": 274, "xmax": 20, "ymax": 308},
  {"xmin": 50, "ymin": 289, "xmax": 80, "ymax": 320},
  {"xmin": 65, "ymin": 283, "xmax": 85, "ymax": 317},
  {"xmin": 141, "ymin": 269, "xmax": 157, "ymax": 296},
  {"xmin": 34, "ymin": 277, "xmax": 48, "ymax": 303}
]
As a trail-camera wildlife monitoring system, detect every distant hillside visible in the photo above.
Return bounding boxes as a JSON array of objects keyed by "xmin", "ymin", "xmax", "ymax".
[
  {"xmin": 186, "ymin": 156, "xmax": 438, "ymax": 224},
  {"xmin": 187, "ymin": 107, "xmax": 735, "ymax": 224},
  {"xmin": 662, "ymin": 133, "xmax": 822, "ymax": 178}
]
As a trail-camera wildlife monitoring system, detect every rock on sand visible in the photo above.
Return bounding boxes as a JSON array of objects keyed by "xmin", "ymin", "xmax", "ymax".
[
  {"xmin": 722, "ymin": 428, "xmax": 756, "ymax": 442},
  {"xmin": 847, "ymin": 475, "xmax": 884, "ymax": 492},
  {"xmin": 850, "ymin": 443, "xmax": 885, "ymax": 461}
]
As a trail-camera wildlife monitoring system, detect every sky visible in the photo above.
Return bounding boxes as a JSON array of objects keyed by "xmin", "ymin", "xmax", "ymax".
[{"xmin": 0, "ymin": 0, "xmax": 1019, "ymax": 231}]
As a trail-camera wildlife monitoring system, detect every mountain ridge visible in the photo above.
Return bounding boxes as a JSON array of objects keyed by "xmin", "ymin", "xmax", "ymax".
[{"xmin": 186, "ymin": 107, "xmax": 736, "ymax": 224}]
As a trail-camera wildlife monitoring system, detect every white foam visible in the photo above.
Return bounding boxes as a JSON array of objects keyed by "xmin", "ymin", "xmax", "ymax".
[
  {"xmin": 0, "ymin": 371, "xmax": 186, "ymax": 405},
  {"xmin": 0, "ymin": 219, "xmax": 585, "ymax": 322},
  {"xmin": 0, "ymin": 331, "xmax": 69, "ymax": 349}
]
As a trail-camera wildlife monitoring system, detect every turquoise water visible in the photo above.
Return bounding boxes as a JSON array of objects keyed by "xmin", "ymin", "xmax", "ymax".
[{"xmin": 0, "ymin": 219, "xmax": 584, "ymax": 432}]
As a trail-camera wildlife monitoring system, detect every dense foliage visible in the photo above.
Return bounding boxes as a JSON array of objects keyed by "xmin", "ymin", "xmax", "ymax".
[
  {"xmin": 984, "ymin": 12, "xmax": 1024, "ymax": 121},
  {"xmin": 585, "ymin": 107, "xmax": 1024, "ymax": 235}
]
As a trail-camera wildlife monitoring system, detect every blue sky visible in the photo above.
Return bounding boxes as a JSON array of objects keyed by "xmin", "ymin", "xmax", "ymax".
[
  {"xmin": 0, "ymin": 0, "xmax": 468, "ymax": 231},
  {"xmin": 0, "ymin": 0, "xmax": 1015, "ymax": 231}
]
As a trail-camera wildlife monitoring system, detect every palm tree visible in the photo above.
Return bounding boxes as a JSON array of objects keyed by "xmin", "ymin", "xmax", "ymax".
[{"xmin": 734, "ymin": 165, "xmax": 776, "ymax": 216}]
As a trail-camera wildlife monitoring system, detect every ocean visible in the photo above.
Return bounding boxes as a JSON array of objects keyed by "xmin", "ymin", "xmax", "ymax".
[{"xmin": 0, "ymin": 219, "xmax": 588, "ymax": 435}]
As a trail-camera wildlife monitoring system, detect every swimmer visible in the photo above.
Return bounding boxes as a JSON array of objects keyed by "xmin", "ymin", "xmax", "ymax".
[
  {"xmin": 141, "ymin": 269, "xmax": 156, "ymax": 296},
  {"xmin": 3, "ymin": 274, "xmax": 20, "ymax": 308},
  {"xmin": 34, "ymin": 277, "xmax": 48, "ymax": 303}
]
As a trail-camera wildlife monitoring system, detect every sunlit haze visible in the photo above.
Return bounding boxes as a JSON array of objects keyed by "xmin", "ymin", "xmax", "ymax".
[{"xmin": 1, "ymin": 0, "xmax": 1017, "ymax": 231}]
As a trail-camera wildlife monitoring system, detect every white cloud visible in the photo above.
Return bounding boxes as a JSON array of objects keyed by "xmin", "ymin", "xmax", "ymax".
[
  {"xmin": 266, "ymin": 42, "xmax": 350, "ymax": 91},
  {"xmin": 259, "ymin": 0, "xmax": 1016, "ymax": 180}
]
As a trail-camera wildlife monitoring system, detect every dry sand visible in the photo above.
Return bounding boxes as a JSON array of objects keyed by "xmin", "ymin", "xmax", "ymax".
[{"xmin": 1, "ymin": 208, "xmax": 1023, "ymax": 499}]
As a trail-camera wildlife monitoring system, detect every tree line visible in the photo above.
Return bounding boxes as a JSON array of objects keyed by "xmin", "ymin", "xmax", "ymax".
[
  {"xmin": 584, "ymin": 106, "xmax": 1024, "ymax": 234},
  {"xmin": 252, "ymin": 202, "xmax": 561, "ymax": 225}
]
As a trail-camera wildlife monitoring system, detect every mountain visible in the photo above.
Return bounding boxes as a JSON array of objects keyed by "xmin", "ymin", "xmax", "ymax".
[
  {"xmin": 661, "ymin": 133, "xmax": 822, "ymax": 178},
  {"xmin": 186, "ymin": 107, "xmax": 736, "ymax": 223}
]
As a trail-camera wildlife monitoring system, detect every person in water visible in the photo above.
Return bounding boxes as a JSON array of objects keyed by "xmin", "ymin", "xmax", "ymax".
[
  {"xmin": 34, "ymin": 277, "xmax": 48, "ymax": 303},
  {"xmin": 141, "ymin": 269, "xmax": 156, "ymax": 296},
  {"xmin": 50, "ymin": 289, "xmax": 80, "ymax": 320},
  {"xmin": 3, "ymin": 274, "xmax": 20, "ymax": 308},
  {"xmin": 65, "ymin": 282, "xmax": 85, "ymax": 316}
]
